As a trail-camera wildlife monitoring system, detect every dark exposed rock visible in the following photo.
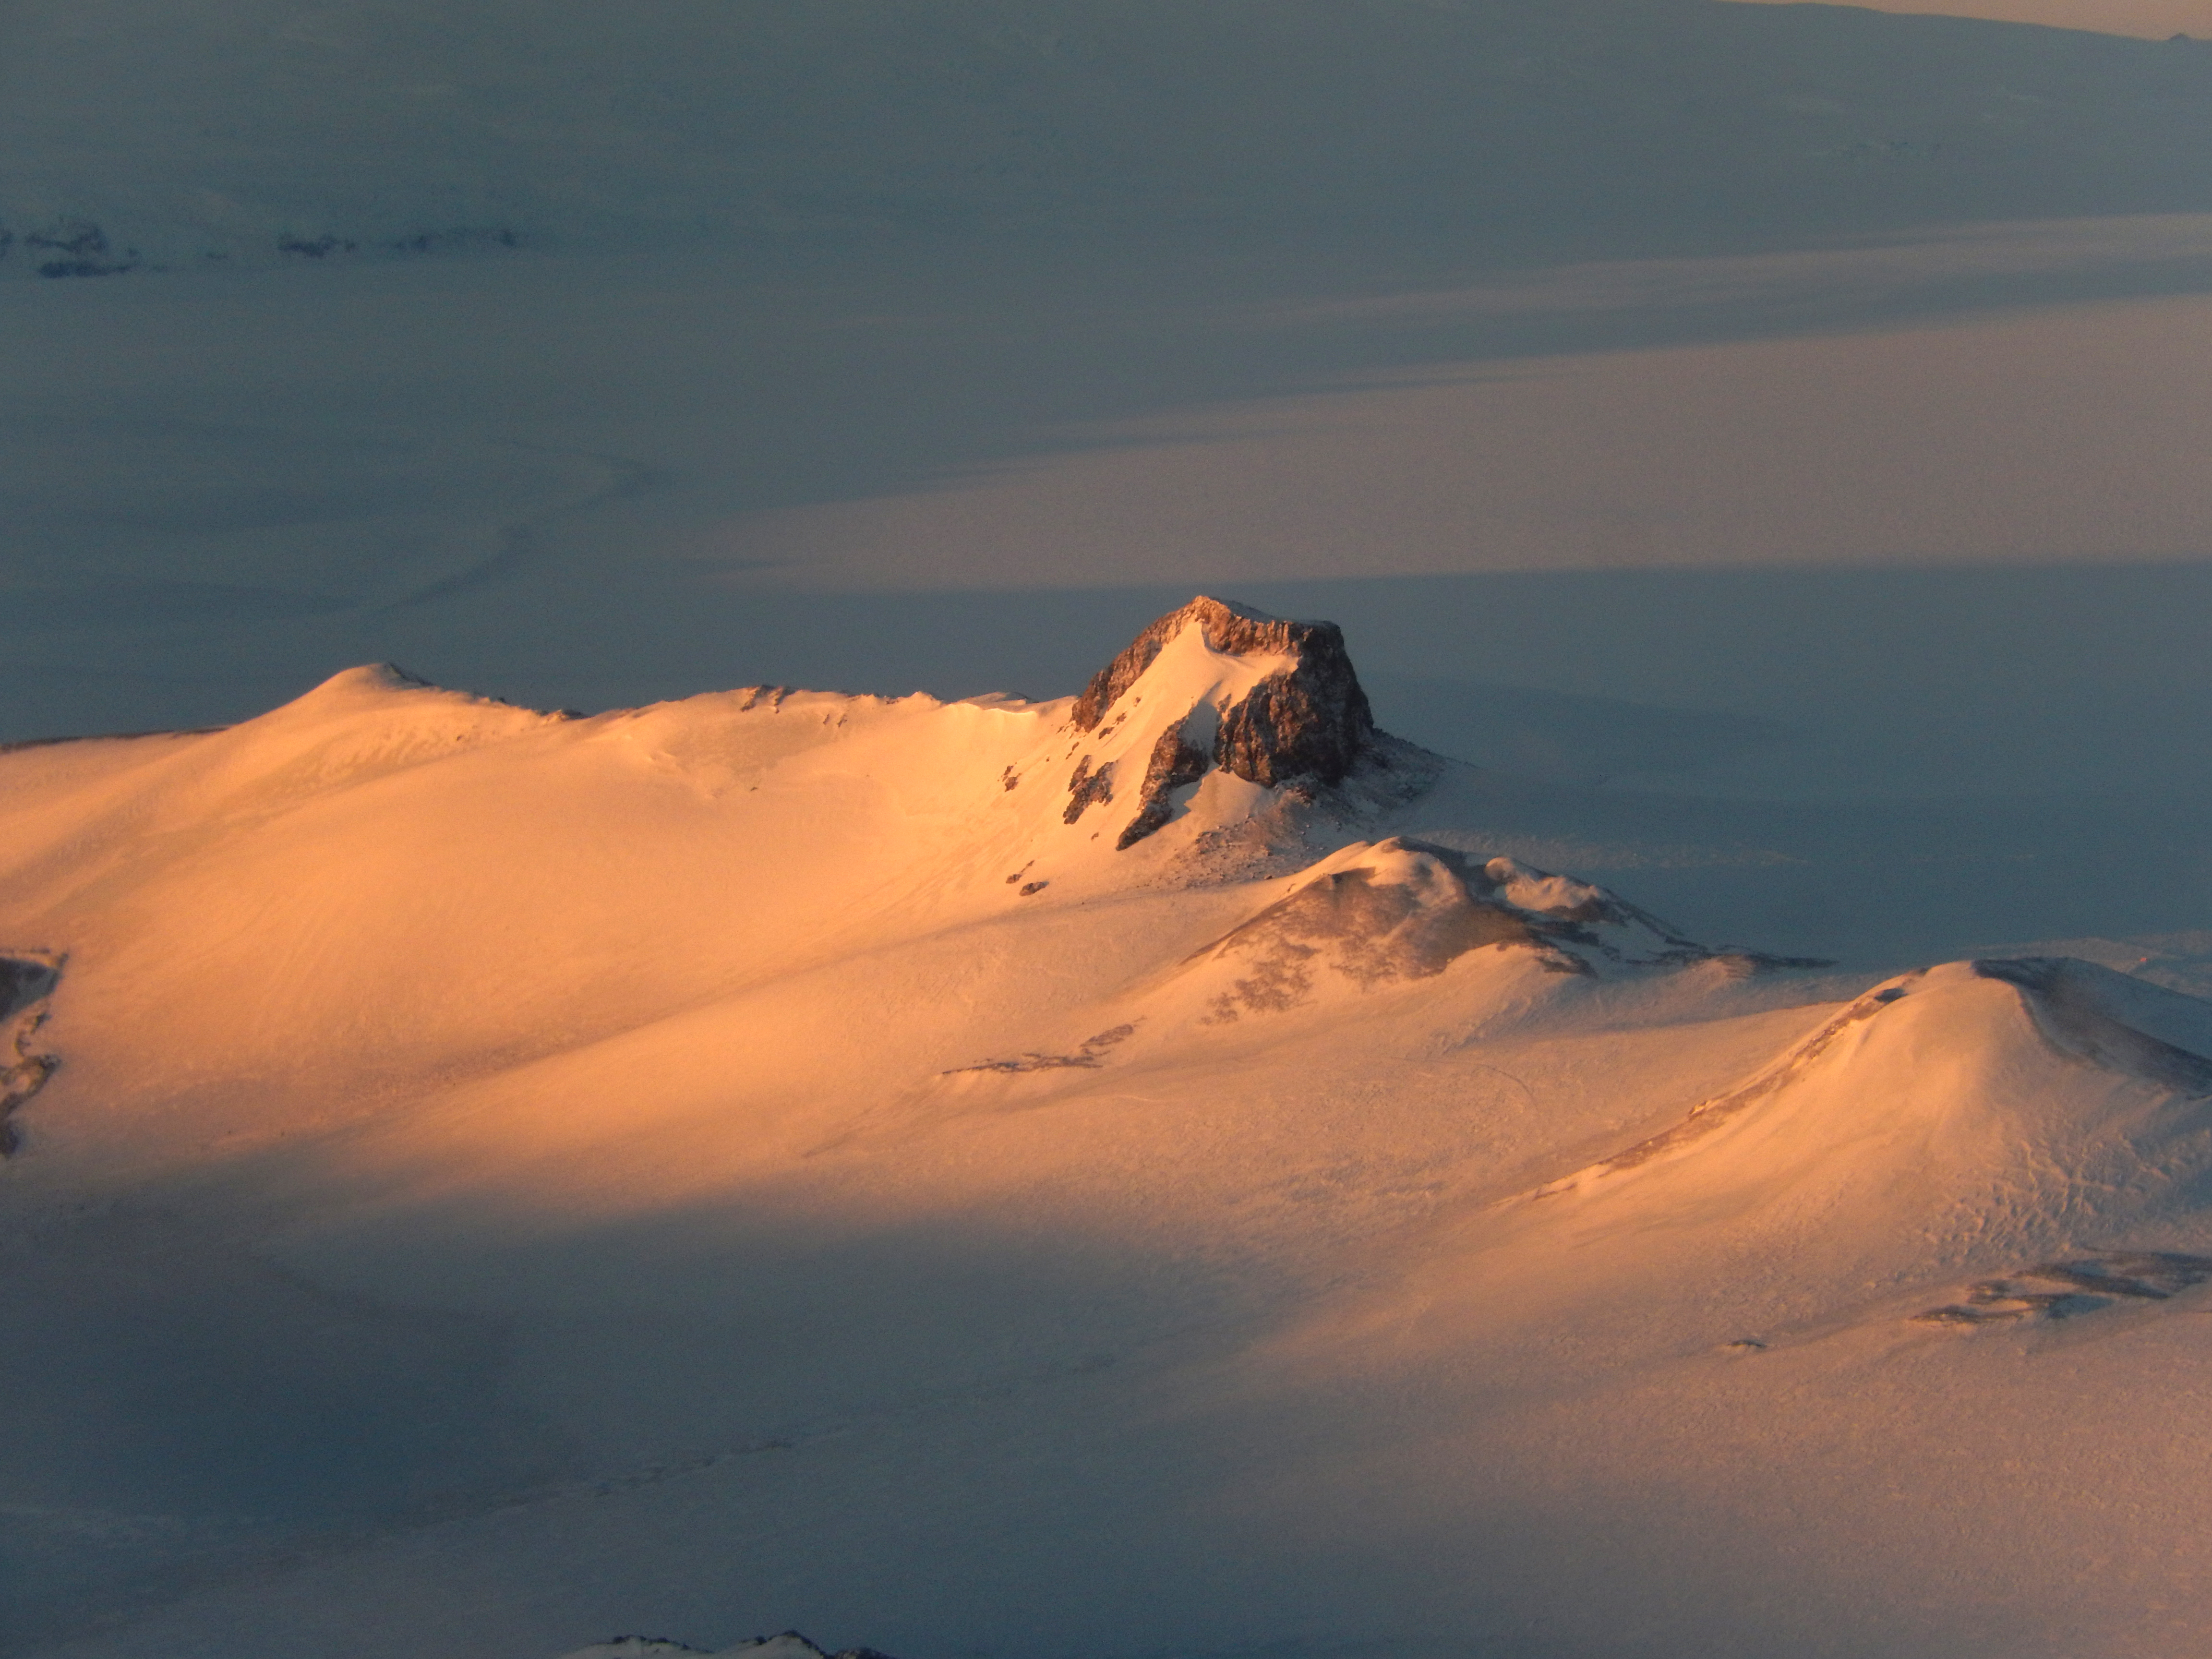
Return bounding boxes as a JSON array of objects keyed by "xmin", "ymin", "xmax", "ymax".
[
  {"xmin": 278, "ymin": 233, "xmax": 360, "ymax": 259},
  {"xmin": 946, "ymin": 1023, "xmax": 1135, "ymax": 1074},
  {"xmin": 1073, "ymin": 595, "xmax": 1378, "ymax": 822},
  {"xmin": 27, "ymin": 219, "xmax": 108, "ymax": 258},
  {"xmin": 1116, "ymin": 716, "xmax": 1214, "ymax": 850},
  {"xmin": 0, "ymin": 954, "xmax": 62, "ymax": 1158},
  {"xmin": 1912, "ymin": 1251, "xmax": 2212, "ymax": 1326},
  {"xmin": 1072, "ymin": 597, "xmax": 1373, "ymax": 763},
  {"xmin": 1063, "ymin": 755, "xmax": 1115, "ymax": 824},
  {"xmin": 1213, "ymin": 651, "xmax": 1372, "ymax": 789},
  {"xmin": 26, "ymin": 218, "xmax": 137, "ymax": 277},
  {"xmin": 0, "ymin": 957, "xmax": 57, "ymax": 1023}
]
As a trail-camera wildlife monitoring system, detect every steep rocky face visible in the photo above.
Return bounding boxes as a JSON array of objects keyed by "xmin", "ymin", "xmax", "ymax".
[
  {"xmin": 1071, "ymin": 596, "xmax": 1379, "ymax": 847},
  {"xmin": 1116, "ymin": 718, "xmax": 1214, "ymax": 850},
  {"xmin": 1214, "ymin": 647, "xmax": 1371, "ymax": 789}
]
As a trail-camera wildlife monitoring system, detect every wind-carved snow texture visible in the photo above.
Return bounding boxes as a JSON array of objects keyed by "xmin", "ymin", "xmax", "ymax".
[
  {"xmin": 1187, "ymin": 838, "xmax": 1795, "ymax": 1023},
  {"xmin": 559, "ymin": 1632, "xmax": 899, "ymax": 1659},
  {"xmin": 1912, "ymin": 1251, "xmax": 2212, "ymax": 1326},
  {"xmin": 0, "ymin": 953, "xmax": 61, "ymax": 1156}
]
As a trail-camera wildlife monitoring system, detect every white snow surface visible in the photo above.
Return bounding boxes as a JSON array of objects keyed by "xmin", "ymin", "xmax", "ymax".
[
  {"xmin": 5, "ymin": 4, "xmax": 2212, "ymax": 1651},
  {"xmin": 6, "ymin": 649, "xmax": 2212, "ymax": 1659}
]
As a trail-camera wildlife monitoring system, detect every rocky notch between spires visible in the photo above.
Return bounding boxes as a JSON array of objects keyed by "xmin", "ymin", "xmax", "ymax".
[{"xmin": 1069, "ymin": 596, "xmax": 1379, "ymax": 849}]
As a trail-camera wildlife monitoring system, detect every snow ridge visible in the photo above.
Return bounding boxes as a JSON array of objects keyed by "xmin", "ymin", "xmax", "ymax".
[{"xmin": 1531, "ymin": 954, "xmax": 2212, "ymax": 1203}]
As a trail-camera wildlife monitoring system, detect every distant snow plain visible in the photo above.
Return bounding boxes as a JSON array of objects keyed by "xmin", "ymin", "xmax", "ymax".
[{"xmin": 6, "ymin": 3, "xmax": 2212, "ymax": 1657}]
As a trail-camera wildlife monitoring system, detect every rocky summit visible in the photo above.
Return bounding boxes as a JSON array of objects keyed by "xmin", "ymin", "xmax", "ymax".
[{"xmin": 1070, "ymin": 596, "xmax": 1378, "ymax": 849}]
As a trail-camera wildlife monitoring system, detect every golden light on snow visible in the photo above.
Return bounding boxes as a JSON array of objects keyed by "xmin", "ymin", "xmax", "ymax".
[{"xmin": 12, "ymin": 597, "xmax": 2212, "ymax": 1655}]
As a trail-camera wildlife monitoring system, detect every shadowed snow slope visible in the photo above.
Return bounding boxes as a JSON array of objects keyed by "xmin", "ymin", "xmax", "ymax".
[
  {"xmin": 7, "ymin": 601, "xmax": 2212, "ymax": 1659},
  {"xmin": 4, "ymin": 0, "xmax": 2211, "ymax": 274}
]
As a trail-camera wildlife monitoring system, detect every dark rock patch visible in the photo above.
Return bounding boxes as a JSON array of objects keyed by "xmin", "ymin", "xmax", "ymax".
[
  {"xmin": 1117, "ymin": 717, "xmax": 1214, "ymax": 850},
  {"xmin": 1063, "ymin": 755, "xmax": 1115, "ymax": 824},
  {"xmin": 278, "ymin": 233, "xmax": 360, "ymax": 259},
  {"xmin": 1072, "ymin": 595, "xmax": 1375, "ymax": 791},
  {"xmin": 1213, "ymin": 651, "xmax": 1372, "ymax": 791},
  {"xmin": 0, "ymin": 954, "xmax": 63, "ymax": 1157},
  {"xmin": 1070, "ymin": 596, "xmax": 1382, "ymax": 845},
  {"xmin": 26, "ymin": 219, "xmax": 137, "ymax": 277},
  {"xmin": 947, "ymin": 1023, "xmax": 1136, "ymax": 1074},
  {"xmin": 1913, "ymin": 1251, "xmax": 2212, "ymax": 1326}
]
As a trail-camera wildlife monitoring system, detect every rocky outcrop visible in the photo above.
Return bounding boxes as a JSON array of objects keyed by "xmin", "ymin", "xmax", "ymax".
[
  {"xmin": 1063, "ymin": 754, "xmax": 1115, "ymax": 824},
  {"xmin": 1074, "ymin": 596, "xmax": 1380, "ymax": 848},
  {"xmin": 0, "ymin": 954, "xmax": 62, "ymax": 1157},
  {"xmin": 1214, "ymin": 648, "xmax": 1371, "ymax": 789},
  {"xmin": 1117, "ymin": 717, "xmax": 1214, "ymax": 849},
  {"xmin": 1912, "ymin": 1251, "xmax": 2212, "ymax": 1326},
  {"xmin": 1073, "ymin": 597, "xmax": 1374, "ymax": 765}
]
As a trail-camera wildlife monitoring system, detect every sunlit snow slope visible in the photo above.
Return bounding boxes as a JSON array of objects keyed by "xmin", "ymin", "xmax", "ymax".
[{"xmin": 6, "ymin": 600, "xmax": 2212, "ymax": 1659}]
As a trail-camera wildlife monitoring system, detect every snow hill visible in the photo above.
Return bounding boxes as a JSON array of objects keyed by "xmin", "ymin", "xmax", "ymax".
[
  {"xmin": 4, "ymin": 0, "xmax": 2210, "ymax": 276},
  {"xmin": 6, "ymin": 600, "xmax": 2212, "ymax": 1658}
]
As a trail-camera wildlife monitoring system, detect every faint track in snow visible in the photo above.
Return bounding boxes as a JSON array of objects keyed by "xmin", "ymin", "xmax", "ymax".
[{"xmin": 381, "ymin": 443, "xmax": 664, "ymax": 612}]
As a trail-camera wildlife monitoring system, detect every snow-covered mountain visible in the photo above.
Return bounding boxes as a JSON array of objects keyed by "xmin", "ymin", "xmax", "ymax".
[
  {"xmin": 7, "ymin": 599, "xmax": 2212, "ymax": 1658},
  {"xmin": 4, "ymin": 0, "xmax": 2210, "ymax": 276}
]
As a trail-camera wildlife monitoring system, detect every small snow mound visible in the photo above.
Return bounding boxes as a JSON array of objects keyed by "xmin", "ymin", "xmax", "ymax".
[
  {"xmin": 301, "ymin": 662, "xmax": 440, "ymax": 700},
  {"xmin": 1529, "ymin": 958, "xmax": 2212, "ymax": 1260},
  {"xmin": 248, "ymin": 662, "xmax": 551, "ymax": 735},
  {"xmin": 1173, "ymin": 839, "xmax": 1743, "ymax": 1024},
  {"xmin": 1483, "ymin": 857, "xmax": 1608, "ymax": 921}
]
